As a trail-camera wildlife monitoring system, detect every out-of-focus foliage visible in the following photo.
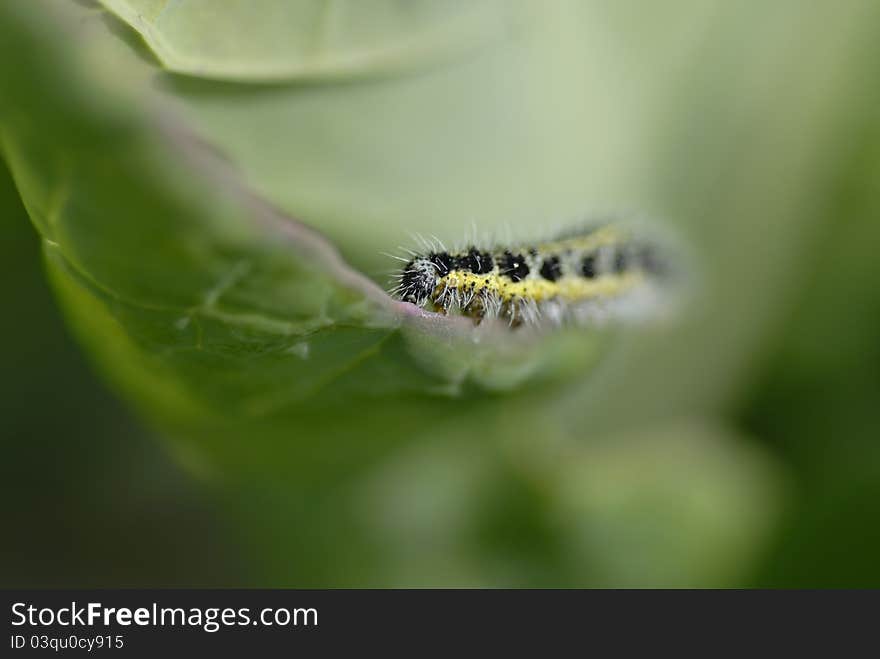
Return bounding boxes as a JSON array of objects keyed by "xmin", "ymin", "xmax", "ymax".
[
  {"xmin": 101, "ymin": 0, "xmax": 514, "ymax": 81},
  {"xmin": 0, "ymin": 161, "xmax": 245, "ymax": 586},
  {"xmin": 1, "ymin": 0, "xmax": 878, "ymax": 586},
  {"xmin": 742, "ymin": 64, "xmax": 880, "ymax": 584}
]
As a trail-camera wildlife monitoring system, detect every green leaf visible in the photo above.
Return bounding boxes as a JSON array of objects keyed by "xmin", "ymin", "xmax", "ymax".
[
  {"xmin": 551, "ymin": 420, "xmax": 784, "ymax": 587},
  {"xmin": 355, "ymin": 418, "xmax": 783, "ymax": 586},
  {"xmin": 100, "ymin": 0, "xmax": 516, "ymax": 82}
]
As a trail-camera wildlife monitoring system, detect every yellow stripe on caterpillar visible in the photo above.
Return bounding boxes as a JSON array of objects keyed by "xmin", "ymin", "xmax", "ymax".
[{"xmin": 436, "ymin": 270, "xmax": 645, "ymax": 304}]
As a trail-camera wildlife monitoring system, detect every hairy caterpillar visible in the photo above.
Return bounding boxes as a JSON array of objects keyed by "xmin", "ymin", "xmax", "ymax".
[{"xmin": 390, "ymin": 222, "xmax": 679, "ymax": 328}]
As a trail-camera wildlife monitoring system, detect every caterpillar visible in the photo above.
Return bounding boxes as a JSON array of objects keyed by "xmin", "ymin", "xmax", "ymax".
[{"xmin": 390, "ymin": 222, "xmax": 678, "ymax": 328}]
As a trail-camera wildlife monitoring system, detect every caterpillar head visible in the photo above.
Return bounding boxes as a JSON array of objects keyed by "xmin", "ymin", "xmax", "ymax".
[{"xmin": 397, "ymin": 253, "xmax": 452, "ymax": 306}]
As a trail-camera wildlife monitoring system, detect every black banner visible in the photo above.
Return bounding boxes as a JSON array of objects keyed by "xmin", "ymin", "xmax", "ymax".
[{"xmin": 2, "ymin": 590, "xmax": 876, "ymax": 654}]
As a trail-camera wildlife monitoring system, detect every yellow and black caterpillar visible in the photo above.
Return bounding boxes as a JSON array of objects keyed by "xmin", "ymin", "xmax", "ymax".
[{"xmin": 391, "ymin": 223, "xmax": 676, "ymax": 327}]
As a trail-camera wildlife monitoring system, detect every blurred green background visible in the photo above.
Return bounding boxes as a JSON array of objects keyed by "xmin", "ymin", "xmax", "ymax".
[
  {"xmin": 0, "ymin": 161, "xmax": 248, "ymax": 586},
  {"xmin": 1, "ymin": 0, "xmax": 879, "ymax": 587}
]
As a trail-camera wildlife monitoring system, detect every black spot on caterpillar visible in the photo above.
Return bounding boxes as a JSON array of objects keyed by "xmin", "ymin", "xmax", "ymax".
[
  {"xmin": 498, "ymin": 251, "xmax": 530, "ymax": 283},
  {"xmin": 539, "ymin": 256, "xmax": 562, "ymax": 282},
  {"xmin": 390, "ymin": 222, "xmax": 678, "ymax": 328}
]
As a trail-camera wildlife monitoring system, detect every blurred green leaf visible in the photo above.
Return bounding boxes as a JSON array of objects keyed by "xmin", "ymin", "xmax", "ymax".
[
  {"xmin": 552, "ymin": 420, "xmax": 783, "ymax": 587},
  {"xmin": 101, "ymin": 0, "xmax": 515, "ymax": 81},
  {"xmin": 358, "ymin": 418, "xmax": 783, "ymax": 586}
]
